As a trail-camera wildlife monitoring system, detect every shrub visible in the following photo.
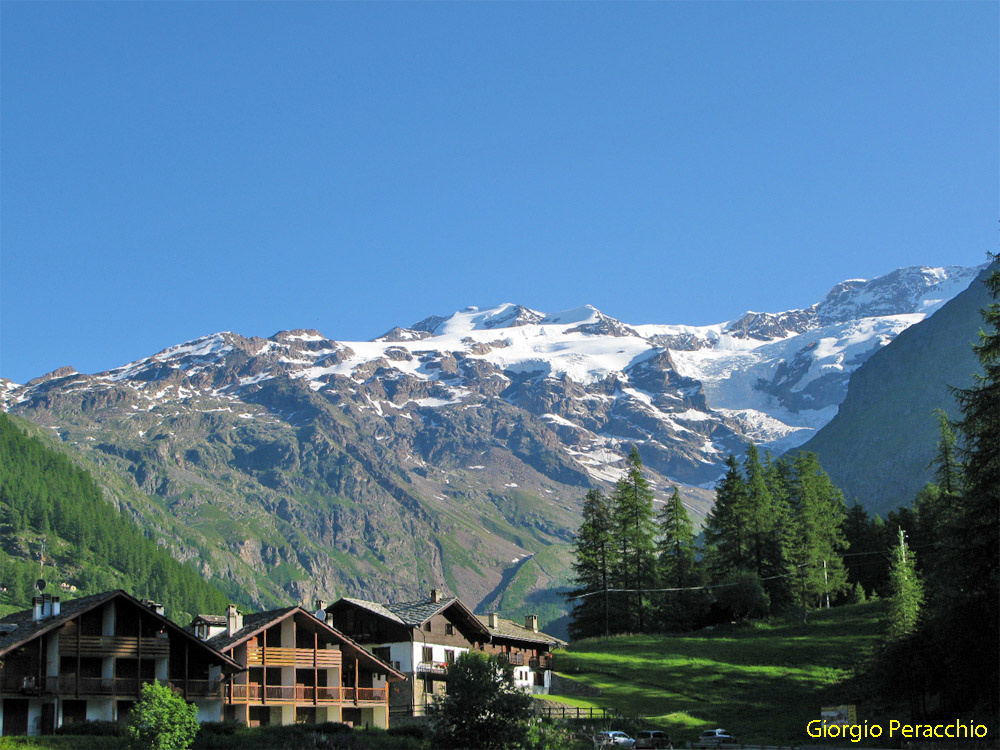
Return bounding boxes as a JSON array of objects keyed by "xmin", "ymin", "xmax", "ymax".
[{"xmin": 125, "ymin": 681, "xmax": 199, "ymax": 750}]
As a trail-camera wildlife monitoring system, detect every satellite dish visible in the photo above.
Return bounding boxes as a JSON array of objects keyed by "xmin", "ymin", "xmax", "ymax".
[
  {"xmin": 35, "ymin": 579, "xmax": 46, "ymax": 592},
  {"xmin": 314, "ymin": 609, "xmax": 326, "ymax": 621}
]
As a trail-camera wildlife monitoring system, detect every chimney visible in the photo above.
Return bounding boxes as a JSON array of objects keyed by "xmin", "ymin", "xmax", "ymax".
[
  {"xmin": 32, "ymin": 596, "xmax": 43, "ymax": 621},
  {"xmin": 142, "ymin": 599, "xmax": 165, "ymax": 616},
  {"xmin": 226, "ymin": 604, "xmax": 243, "ymax": 636},
  {"xmin": 51, "ymin": 597, "xmax": 61, "ymax": 617},
  {"xmin": 325, "ymin": 612, "xmax": 335, "ymax": 626},
  {"xmin": 430, "ymin": 589, "xmax": 442, "ymax": 603},
  {"xmin": 488, "ymin": 613, "xmax": 499, "ymax": 629},
  {"xmin": 41, "ymin": 594, "xmax": 52, "ymax": 618},
  {"xmin": 525, "ymin": 614, "xmax": 538, "ymax": 633},
  {"xmin": 314, "ymin": 599, "xmax": 327, "ymax": 612}
]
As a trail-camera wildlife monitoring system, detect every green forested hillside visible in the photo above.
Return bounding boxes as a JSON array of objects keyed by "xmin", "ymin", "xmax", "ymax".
[
  {"xmin": 797, "ymin": 264, "xmax": 994, "ymax": 515},
  {"xmin": 0, "ymin": 412, "xmax": 229, "ymax": 622}
]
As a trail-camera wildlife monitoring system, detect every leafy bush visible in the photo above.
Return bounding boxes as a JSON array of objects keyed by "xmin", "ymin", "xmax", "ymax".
[{"xmin": 126, "ymin": 682, "xmax": 199, "ymax": 750}]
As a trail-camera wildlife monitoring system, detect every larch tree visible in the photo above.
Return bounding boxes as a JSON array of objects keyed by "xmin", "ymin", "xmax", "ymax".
[
  {"xmin": 568, "ymin": 489, "xmax": 615, "ymax": 640},
  {"xmin": 610, "ymin": 446, "xmax": 658, "ymax": 633}
]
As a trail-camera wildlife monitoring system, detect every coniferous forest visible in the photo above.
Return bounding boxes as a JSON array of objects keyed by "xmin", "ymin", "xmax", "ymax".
[{"xmin": 0, "ymin": 412, "xmax": 229, "ymax": 621}]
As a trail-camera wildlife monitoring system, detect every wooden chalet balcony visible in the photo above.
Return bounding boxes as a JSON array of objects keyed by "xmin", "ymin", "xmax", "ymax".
[
  {"xmin": 0, "ymin": 676, "xmax": 223, "ymax": 699},
  {"xmin": 58, "ymin": 635, "xmax": 170, "ymax": 659},
  {"xmin": 529, "ymin": 653, "xmax": 554, "ymax": 670},
  {"xmin": 415, "ymin": 661, "xmax": 449, "ymax": 675},
  {"xmin": 503, "ymin": 653, "xmax": 526, "ymax": 666},
  {"xmin": 245, "ymin": 646, "xmax": 341, "ymax": 668},
  {"xmin": 229, "ymin": 684, "xmax": 386, "ymax": 705}
]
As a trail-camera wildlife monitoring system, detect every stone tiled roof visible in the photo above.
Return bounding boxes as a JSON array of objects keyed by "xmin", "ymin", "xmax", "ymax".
[
  {"xmin": 339, "ymin": 598, "xmax": 406, "ymax": 625},
  {"xmin": 477, "ymin": 615, "xmax": 566, "ymax": 648},
  {"xmin": 0, "ymin": 590, "xmax": 118, "ymax": 656},
  {"xmin": 339, "ymin": 595, "xmax": 490, "ymax": 638}
]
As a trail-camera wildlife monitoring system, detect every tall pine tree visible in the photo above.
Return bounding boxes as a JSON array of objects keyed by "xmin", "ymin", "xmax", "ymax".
[
  {"xmin": 568, "ymin": 489, "xmax": 616, "ymax": 640},
  {"xmin": 703, "ymin": 454, "xmax": 748, "ymax": 581},
  {"xmin": 610, "ymin": 446, "xmax": 657, "ymax": 633}
]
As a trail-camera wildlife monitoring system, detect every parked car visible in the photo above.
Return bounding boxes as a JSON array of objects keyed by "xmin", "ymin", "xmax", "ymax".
[
  {"xmin": 635, "ymin": 729, "xmax": 673, "ymax": 748},
  {"xmin": 697, "ymin": 728, "xmax": 737, "ymax": 745},
  {"xmin": 596, "ymin": 730, "xmax": 636, "ymax": 747}
]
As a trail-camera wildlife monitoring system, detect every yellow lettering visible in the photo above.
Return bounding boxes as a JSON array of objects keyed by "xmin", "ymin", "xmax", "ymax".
[
  {"xmin": 807, "ymin": 720, "xmax": 822, "ymax": 738},
  {"xmin": 975, "ymin": 725, "xmax": 987, "ymax": 738},
  {"xmin": 902, "ymin": 724, "xmax": 914, "ymax": 738},
  {"xmin": 889, "ymin": 720, "xmax": 901, "ymax": 736},
  {"xmin": 945, "ymin": 723, "xmax": 955, "ymax": 738},
  {"xmin": 870, "ymin": 724, "xmax": 882, "ymax": 738},
  {"xmin": 849, "ymin": 724, "xmax": 862, "ymax": 743},
  {"xmin": 933, "ymin": 725, "xmax": 943, "ymax": 738}
]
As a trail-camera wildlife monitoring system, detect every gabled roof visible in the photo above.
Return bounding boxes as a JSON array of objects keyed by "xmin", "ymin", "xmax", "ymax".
[
  {"xmin": 203, "ymin": 606, "xmax": 298, "ymax": 654},
  {"xmin": 334, "ymin": 595, "xmax": 490, "ymax": 639},
  {"xmin": 0, "ymin": 590, "xmax": 240, "ymax": 671},
  {"xmin": 202, "ymin": 606, "xmax": 404, "ymax": 682},
  {"xmin": 477, "ymin": 615, "xmax": 566, "ymax": 648}
]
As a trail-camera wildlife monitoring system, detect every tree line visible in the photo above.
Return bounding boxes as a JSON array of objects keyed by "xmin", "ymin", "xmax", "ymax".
[
  {"xmin": 0, "ymin": 413, "xmax": 229, "ymax": 621},
  {"xmin": 568, "ymin": 444, "xmax": 856, "ymax": 639}
]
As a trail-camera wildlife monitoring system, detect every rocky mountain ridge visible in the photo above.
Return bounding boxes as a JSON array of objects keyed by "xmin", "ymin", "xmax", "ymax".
[{"xmin": 0, "ymin": 264, "xmax": 982, "ymax": 632}]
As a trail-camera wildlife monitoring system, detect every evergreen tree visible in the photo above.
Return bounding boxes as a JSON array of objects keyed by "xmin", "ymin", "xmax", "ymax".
[
  {"xmin": 928, "ymin": 409, "xmax": 961, "ymax": 496},
  {"xmin": 703, "ymin": 454, "xmax": 748, "ymax": 581},
  {"xmin": 610, "ymin": 446, "xmax": 657, "ymax": 633},
  {"xmin": 657, "ymin": 487, "xmax": 696, "ymax": 588},
  {"xmin": 883, "ymin": 528, "xmax": 923, "ymax": 643},
  {"xmin": 786, "ymin": 452, "xmax": 849, "ymax": 618},
  {"xmin": 568, "ymin": 489, "xmax": 615, "ymax": 640},
  {"xmin": 655, "ymin": 486, "xmax": 703, "ymax": 631},
  {"xmin": 931, "ymin": 255, "xmax": 1000, "ymax": 713}
]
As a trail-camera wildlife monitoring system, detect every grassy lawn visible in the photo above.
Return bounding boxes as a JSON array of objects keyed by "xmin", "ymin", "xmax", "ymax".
[{"xmin": 550, "ymin": 601, "xmax": 886, "ymax": 746}]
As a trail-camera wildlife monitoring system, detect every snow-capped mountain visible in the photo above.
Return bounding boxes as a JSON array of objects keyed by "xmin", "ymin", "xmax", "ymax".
[{"xmin": 0, "ymin": 263, "xmax": 982, "ymax": 623}]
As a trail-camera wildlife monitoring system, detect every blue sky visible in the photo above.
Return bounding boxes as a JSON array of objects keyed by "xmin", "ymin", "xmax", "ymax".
[{"xmin": 2, "ymin": 1, "xmax": 997, "ymax": 384}]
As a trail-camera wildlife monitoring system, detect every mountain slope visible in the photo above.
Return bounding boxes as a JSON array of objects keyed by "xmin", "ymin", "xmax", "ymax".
[
  {"xmin": 795, "ymin": 263, "xmax": 995, "ymax": 516},
  {"xmin": 0, "ymin": 412, "xmax": 229, "ymax": 622},
  {"xmin": 0, "ymin": 264, "xmax": 981, "ymax": 630}
]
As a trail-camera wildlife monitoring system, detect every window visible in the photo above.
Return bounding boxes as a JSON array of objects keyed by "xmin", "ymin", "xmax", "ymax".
[
  {"xmin": 444, "ymin": 649, "xmax": 455, "ymax": 665},
  {"xmin": 445, "ymin": 623, "xmax": 454, "ymax": 635},
  {"xmin": 424, "ymin": 621, "xmax": 432, "ymax": 632},
  {"xmin": 422, "ymin": 646, "xmax": 433, "ymax": 663},
  {"xmin": 373, "ymin": 647, "xmax": 391, "ymax": 663}
]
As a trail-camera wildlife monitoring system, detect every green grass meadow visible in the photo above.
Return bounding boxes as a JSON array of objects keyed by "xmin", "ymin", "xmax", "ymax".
[{"xmin": 548, "ymin": 601, "xmax": 887, "ymax": 745}]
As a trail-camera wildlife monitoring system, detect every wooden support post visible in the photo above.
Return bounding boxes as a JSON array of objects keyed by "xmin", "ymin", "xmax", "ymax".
[
  {"xmin": 184, "ymin": 639, "xmax": 189, "ymax": 700},
  {"xmin": 137, "ymin": 617, "xmax": 142, "ymax": 696},
  {"xmin": 313, "ymin": 631, "xmax": 318, "ymax": 706},
  {"xmin": 354, "ymin": 659, "xmax": 359, "ymax": 706},
  {"xmin": 76, "ymin": 618, "xmax": 82, "ymax": 699},
  {"xmin": 262, "ymin": 636, "xmax": 267, "ymax": 704}
]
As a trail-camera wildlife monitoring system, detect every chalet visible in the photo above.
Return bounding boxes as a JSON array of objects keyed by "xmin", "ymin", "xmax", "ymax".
[
  {"xmin": 0, "ymin": 590, "xmax": 239, "ymax": 736},
  {"xmin": 189, "ymin": 603, "xmax": 403, "ymax": 729},
  {"xmin": 326, "ymin": 590, "xmax": 491, "ymax": 718},
  {"xmin": 326, "ymin": 590, "xmax": 564, "ymax": 715},
  {"xmin": 478, "ymin": 613, "xmax": 564, "ymax": 694}
]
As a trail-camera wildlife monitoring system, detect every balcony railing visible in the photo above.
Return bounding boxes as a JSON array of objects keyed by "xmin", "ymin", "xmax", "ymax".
[
  {"xmin": 529, "ymin": 653, "xmax": 554, "ymax": 670},
  {"xmin": 415, "ymin": 661, "xmax": 449, "ymax": 675},
  {"xmin": 229, "ymin": 684, "xmax": 386, "ymax": 704},
  {"xmin": 0, "ymin": 675, "xmax": 223, "ymax": 699},
  {"xmin": 58, "ymin": 635, "xmax": 170, "ymax": 659},
  {"xmin": 245, "ymin": 646, "xmax": 341, "ymax": 668}
]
